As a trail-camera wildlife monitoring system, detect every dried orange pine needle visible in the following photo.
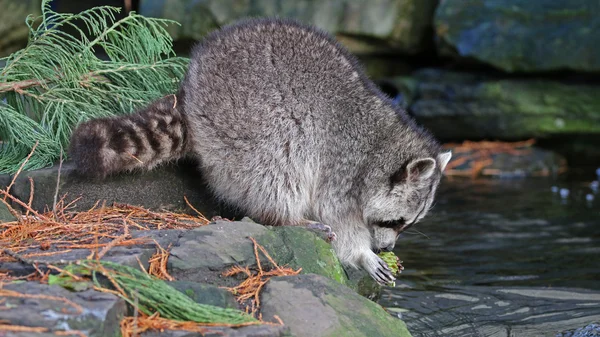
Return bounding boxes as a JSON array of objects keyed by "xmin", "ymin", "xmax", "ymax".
[
  {"xmin": 223, "ymin": 237, "xmax": 301, "ymax": 313},
  {"xmin": 147, "ymin": 241, "xmax": 174, "ymax": 281},
  {"xmin": 440, "ymin": 139, "xmax": 556, "ymax": 178}
]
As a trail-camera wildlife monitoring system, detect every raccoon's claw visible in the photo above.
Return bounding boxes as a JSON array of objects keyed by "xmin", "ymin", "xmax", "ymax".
[
  {"xmin": 304, "ymin": 222, "xmax": 337, "ymax": 242},
  {"xmin": 364, "ymin": 253, "xmax": 396, "ymax": 285}
]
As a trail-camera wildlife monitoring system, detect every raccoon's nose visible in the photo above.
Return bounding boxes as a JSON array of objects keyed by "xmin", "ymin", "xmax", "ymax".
[{"xmin": 381, "ymin": 244, "xmax": 395, "ymax": 252}]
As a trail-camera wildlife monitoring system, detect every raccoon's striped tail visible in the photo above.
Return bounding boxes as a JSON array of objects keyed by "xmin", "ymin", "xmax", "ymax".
[{"xmin": 68, "ymin": 94, "xmax": 188, "ymax": 178}]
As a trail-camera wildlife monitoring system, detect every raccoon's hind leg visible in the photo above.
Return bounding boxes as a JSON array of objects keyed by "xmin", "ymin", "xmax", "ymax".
[
  {"xmin": 69, "ymin": 95, "xmax": 188, "ymax": 178},
  {"xmin": 300, "ymin": 220, "xmax": 337, "ymax": 242}
]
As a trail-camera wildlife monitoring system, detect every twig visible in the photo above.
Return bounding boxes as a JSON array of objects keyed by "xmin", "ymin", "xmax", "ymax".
[
  {"xmin": 183, "ymin": 196, "xmax": 204, "ymax": 218},
  {"xmin": 0, "ymin": 188, "xmax": 52, "ymax": 222},
  {"xmin": 53, "ymin": 150, "xmax": 64, "ymax": 217},
  {"xmin": 3, "ymin": 141, "xmax": 38, "ymax": 201},
  {"xmin": 2, "ymin": 248, "xmax": 72, "ymax": 266},
  {"xmin": 96, "ymin": 221, "xmax": 130, "ymax": 259},
  {"xmin": 171, "ymin": 94, "xmax": 177, "ymax": 109},
  {"xmin": 25, "ymin": 178, "xmax": 34, "ymax": 217}
]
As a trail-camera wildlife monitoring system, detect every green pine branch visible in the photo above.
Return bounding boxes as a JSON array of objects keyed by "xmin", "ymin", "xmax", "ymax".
[{"xmin": 0, "ymin": 0, "xmax": 189, "ymax": 174}]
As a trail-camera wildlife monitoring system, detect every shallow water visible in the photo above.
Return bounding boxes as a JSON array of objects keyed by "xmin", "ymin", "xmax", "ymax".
[{"xmin": 379, "ymin": 175, "xmax": 600, "ymax": 336}]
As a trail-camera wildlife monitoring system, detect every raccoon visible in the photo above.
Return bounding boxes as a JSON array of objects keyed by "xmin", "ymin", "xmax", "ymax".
[{"xmin": 69, "ymin": 18, "xmax": 451, "ymax": 284}]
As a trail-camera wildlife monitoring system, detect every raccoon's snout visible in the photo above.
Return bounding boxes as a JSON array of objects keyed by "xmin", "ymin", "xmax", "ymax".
[
  {"xmin": 381, "ymin": 243, "xmax": 395, "ymax": 252},
  {"xmin": 374, "ymin": 243, "xmax": 395, "ymax": 254}
]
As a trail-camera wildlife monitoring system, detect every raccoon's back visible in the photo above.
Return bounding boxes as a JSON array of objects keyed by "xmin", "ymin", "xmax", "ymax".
[{"xmin": 181, "ymin": 19, "xmax": 384, "ymax": 152}]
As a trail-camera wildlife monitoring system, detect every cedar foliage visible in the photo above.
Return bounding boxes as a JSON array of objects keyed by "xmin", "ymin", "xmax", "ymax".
[{"xmin": 0, "ymin": 0, "xmax": 188, "ymax": 174}]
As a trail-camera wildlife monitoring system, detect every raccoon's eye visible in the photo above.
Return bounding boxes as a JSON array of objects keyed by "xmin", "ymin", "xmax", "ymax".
[{"xmin": 379, "ymin": 217, "xmax": 406, "ymax": 228}]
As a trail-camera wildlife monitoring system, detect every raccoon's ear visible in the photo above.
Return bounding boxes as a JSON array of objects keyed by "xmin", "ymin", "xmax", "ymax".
[
  {"xmin": 407, "ymin": 158, "xmax": 436, "ymax": 181},
  {"xmin": 437, "ymin": 151, "xmax": 452, "ymax": 172},
  {"xmin": 390, "ymin": 158, "xmax": 437, "ymax": 185}
]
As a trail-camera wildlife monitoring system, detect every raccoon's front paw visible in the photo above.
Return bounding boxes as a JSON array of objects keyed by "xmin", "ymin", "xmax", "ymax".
[{"xmin": 362, "ymin": 252, "xmax": 396, "ymax": 285}]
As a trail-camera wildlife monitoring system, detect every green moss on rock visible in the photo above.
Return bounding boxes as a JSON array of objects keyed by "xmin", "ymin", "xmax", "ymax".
[
  {"xmin": 256, "ymin": 226, "xmax": 347, "ymax": 285},
  {"xmin": 391, "ymin": 69, "xmax": 600, "ymax": 140},
  {"xmin": 260, "ymin": 274, "xmax": 411, "ymax": 337}
]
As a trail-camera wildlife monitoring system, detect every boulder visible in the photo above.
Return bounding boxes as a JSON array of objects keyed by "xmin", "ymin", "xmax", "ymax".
[
  {"xmin": 139, "ymin": 0, "xmax": 438, "ymax": 54},
  {"xmin": 0, "ymin": 282, "xmax": 126, "ymax": 337},
  {"xmin": 0, "ymin": 201, "xmax": 16, "ymax": 222},
  {"xmin": 168, "ymin": 220, "xmax": 352, "ymax": 288},
  {"xmin": 387, "ymin": 69, "xmax": 600, "ymax": 140},
  {"xmin": 434, "ymin": 0, "xmax": 600, "ymax": 73},
  {"xmin": 260, "ymin": 274, "xmax": 411, "ymax": 337}
]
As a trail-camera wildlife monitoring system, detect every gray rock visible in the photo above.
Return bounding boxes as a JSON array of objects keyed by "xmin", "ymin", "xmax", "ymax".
[
  {"xmin": 256, "ymin": 226, "xmax": 348, "ymax": 285},
  {"xmin": 0, "ymin": 201, "xmax": 17, "ymax": 222},
  {"xmin": 168, "ymin": 221, "xmax": 381, "ymax": 298},
  {"xmin": 389, "ymin": 69, "xmax": 600, "ymax": 140},
  {"xmin": 260, "ymin": 274, "xmax": 411, "ymax": 337},
  {"xmin": 168, "ymin": 220, "xmax": 271, "ymax": 286},
  {"xmin": 0, "ymin": 282, "xmax": 126, "ymax": 337},
  {"xmin": 142, "ymin": 325, "xmax": 290, "ymax": 337},
  {"xmin": 168, "ymin": 280, "xmax": 239, "ymax": 309},
  {"xmin": 139, "ymin": 0, "xmax": 438, "ymax": 54},
  {"xmin": 168, "ymin": 221, "xmax": 353, "ymax": 288},
  {"xmin": 1, "ymin": 173, "xmax": 16, "ymax": 222},
  {"xmin": 0, "ymin": 229, "xmax": 182, "ymax": 278},
  {"xmin": 434, "ymin": 0, "xmax": 600, "ymax": 73}
]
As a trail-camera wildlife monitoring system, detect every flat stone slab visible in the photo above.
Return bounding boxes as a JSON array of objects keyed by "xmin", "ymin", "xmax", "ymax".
[
  {"xmin": 168, "ymin": 220, "xmax": 272, "ymax": 286},
  {"xmin": 1, "ymin": 161, "xmax": 232, "ymax": 218},
  {"xmin": 0, "ymin": 282, "xmax": 126, "ymax": 337},
  {"xmin": 168, "ymin": 220, "xmax": 357, "ymax": 289},
  {"xmin": 260, "ymin": 274, "xmax": 411, "ymax": 337},
  {"xmin": 0, "ymin": 229, "xmax": 184, "ymax": 278}
]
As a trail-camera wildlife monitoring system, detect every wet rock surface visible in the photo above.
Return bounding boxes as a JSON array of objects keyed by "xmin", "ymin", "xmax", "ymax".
[
  {"xmin": 261, "ymin": 274, "xmax": 411, "ymax": 337},
  {"xmin": 1, "ymin": 282, "xmax": 126, "ymax": 337},
  {"xmin": 139, "ymin": 0, "xmax": 438, "ymax": 54},
  {"xmin": 434, "ymin": 0, "xmax": 600, "ymax": 72},
  {"xmin": 388, "ymin": 69, "xmax": 600, "ymax": 140}
]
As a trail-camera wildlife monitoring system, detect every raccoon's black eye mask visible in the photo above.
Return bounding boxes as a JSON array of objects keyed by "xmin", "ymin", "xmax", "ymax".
[{"xmin": 376, "ymin": 218, "xmax": 414, "ymax": 234}]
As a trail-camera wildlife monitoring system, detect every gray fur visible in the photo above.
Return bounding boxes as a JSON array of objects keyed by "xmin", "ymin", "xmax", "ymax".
[{"xmin": 69, "ymin": 18, "xmax": 451, "ymax": 284}]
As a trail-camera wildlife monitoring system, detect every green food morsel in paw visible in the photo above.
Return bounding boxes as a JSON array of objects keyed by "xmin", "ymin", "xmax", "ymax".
[{"xmin": 377, "ymin": 251, "xmax": 403, "ymax": 276}]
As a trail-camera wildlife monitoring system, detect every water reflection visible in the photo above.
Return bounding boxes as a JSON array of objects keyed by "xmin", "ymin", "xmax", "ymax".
[{"xmin": 379, "ymin": 177, "xmax": 600, "ymax": 336}]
